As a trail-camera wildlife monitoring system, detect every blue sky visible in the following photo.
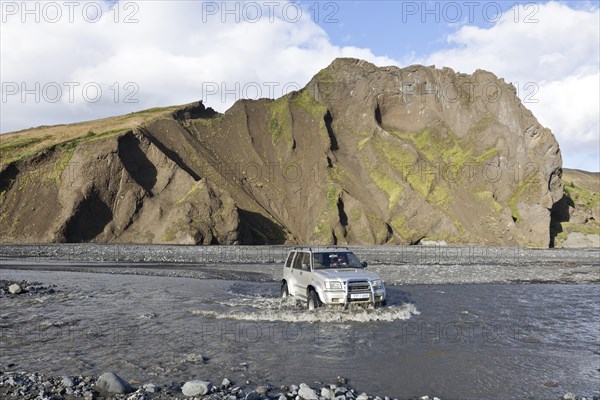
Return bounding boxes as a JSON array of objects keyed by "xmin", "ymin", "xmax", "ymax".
[
  {"xmin": 1, "ymin": 0, "xmax": 599, "ymax": 170},
  {"xmin": 310, "ymin": 0, "xmax": 571, "ymax": 60}
]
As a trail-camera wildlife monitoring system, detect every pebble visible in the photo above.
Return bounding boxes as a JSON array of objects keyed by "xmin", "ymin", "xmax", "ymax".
[
  {"xmin": 298, "ymin": 383, "xmax": 318, "ymax": 400},
  {"xmin": 143, "ymin": 383, "xmax": 159, "ymax": 393},
  {"xmin": 182, "ymin": 380, "xmax": 212, "ymax": 397},
  {"xmin": 8, "ymin": 283, "xmax": 22, "ymax": 294},
  {"xmin": 246, "ymin": 391, "xmax": 262, "ymax": 400},
  {"xmin": 61, "ymin": 376, "xmax": 74, "ymax": 387},
  {"xmin": 255, "ymin": 385, "xmax": 269, "ymax": 394},
  {"xmin": 321, "ymin": 387, "xmax": 334, "ymax": 399}
]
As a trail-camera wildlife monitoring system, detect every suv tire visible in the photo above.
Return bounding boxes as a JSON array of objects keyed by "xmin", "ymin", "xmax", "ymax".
[
  {"xmin": 307, "ymin": 290, "xmax": 323, "ymax": 310},
  {"xmin": 281, "ymin": 282, "xmax": 289, "ymax": 299}
]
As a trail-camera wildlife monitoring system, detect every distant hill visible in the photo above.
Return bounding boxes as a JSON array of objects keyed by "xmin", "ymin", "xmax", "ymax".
[
  {"xmin": 551, "ymin": 169, "xmax": 600, "ymax": 248},
  {"xmin": 0, "ymin": 58, "xmax": 572, "ymax": 247}
]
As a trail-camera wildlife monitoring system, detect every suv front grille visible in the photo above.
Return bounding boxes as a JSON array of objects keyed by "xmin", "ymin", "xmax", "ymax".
[{"xmin": 347, "ymin": 281, "xmax": 370, "ymax": 292}]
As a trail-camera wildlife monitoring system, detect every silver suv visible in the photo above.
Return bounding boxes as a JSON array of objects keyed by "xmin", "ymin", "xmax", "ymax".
[{"xmin": 281, "ymin": 247, "xmax": 386, "ymax": 309}]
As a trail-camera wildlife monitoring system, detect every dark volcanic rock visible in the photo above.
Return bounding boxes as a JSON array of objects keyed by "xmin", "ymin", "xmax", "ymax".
[{"xmin": 0, "ymin": 59, "xmax": 564, "ymax": 247}]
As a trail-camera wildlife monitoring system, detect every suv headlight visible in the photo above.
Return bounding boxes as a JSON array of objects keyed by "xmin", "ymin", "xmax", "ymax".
[
  {"xmin": 325, "ymin": 281, "xmax": 342, "ymax": 290},
  {"xmin": 371, "ymin": 279, "xmax": 383, "ymax": 289}
]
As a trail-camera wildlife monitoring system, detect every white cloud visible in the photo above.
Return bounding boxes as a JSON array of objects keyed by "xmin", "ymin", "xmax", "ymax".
[
  {"xmin": 1, "ymin": 1, "xmax": 597, "ymax": 172},
  {"xmin": 419, "ymin": 2, "xmax": 600, "ymax": 171},
  {"xmin": 0, "ymin": 0, "xmax": 396, "ymax": 134}
]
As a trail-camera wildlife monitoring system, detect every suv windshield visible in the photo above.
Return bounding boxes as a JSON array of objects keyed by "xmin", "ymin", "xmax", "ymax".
[{"xmin": 312, "ymin": 252, "xmax": 363, "ymax": 269}]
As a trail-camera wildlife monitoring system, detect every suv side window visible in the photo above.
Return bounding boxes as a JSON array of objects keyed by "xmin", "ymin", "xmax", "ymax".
[
  {"xmin": 292, "ymin": 252, "xmax": 303, "ymax": 270},
  {"xmin": 300, "ymin": 252, "xmax": 310, "ymax": 270},
  {"xmin": 285, "ymin": 252, "xmax": 294, "ymax": 269},
  {"xmin": 292, "ymin": 251, "xmax": 310, "ymax": 270}
]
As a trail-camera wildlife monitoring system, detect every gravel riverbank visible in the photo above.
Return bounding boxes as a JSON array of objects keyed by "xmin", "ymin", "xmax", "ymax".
[
  {"xmin": 1, "ymin": 370, "xmax": 595, "ymax": 400},
  {"xmin": 0, "ymin": 244, "xmax": 599, "ymax": 284}
]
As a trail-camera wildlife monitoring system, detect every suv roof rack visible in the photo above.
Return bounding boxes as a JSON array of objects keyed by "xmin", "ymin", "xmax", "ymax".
[{"xmin": 292, "ymin": 246, "xmax": 350, "ymax": 252}]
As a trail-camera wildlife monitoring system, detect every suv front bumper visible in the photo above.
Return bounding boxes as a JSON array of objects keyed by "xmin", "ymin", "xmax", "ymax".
[{"xmin": 320, "ymin": 287, "xmax": 386, "ymax": 306}]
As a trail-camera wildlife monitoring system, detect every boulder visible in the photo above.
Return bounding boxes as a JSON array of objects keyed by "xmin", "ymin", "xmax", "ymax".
[{"xmin": 95, "ymin": 372, "xmax": 133, "ymax": 394}]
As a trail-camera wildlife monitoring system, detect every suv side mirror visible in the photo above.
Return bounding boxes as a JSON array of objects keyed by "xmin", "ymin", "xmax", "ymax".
[
  {"xmin": 301, "ymin": 263, "xmax": 309, "ymax": 271},
  {"xmin": 361, "ymin": 261, "xmax": 368, "ymax": 268}
]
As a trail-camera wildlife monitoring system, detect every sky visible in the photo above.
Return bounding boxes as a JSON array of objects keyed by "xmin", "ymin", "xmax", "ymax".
[{"xmin": 1, "ymin": 0, "xmax": 598, "ymax": 171}]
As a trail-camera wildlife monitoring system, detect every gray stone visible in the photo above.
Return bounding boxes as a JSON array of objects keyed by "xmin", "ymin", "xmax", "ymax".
[
  {"xmin": 61, "ymin": 376, "xmax": 74, "ymax": 387},
  {"xmin": 256, "ymin": 385, "xmax": 269, "ymax": 395},
  {"xmin": 222, "ymin": 378, "xmax": 231, "ymax": 387},
  {"xmin": 95, "ymin": 372, "xmax": 133, "ymax": 394},
  {"xmin": 298, "ymin": 384, "xmax": 318, "ymax": 400},
  {"xmin": 563, "ymin": 394, "xmax": 576, "ymax": 400},
  {"xmin": 246, "ymin": 391, "xmax": 261, "ymax": 400},
  {"xmin": 185, "ymin": 353, "xmax": 205, "ymax": 363},
  {"xmin": 143, "ymin": 383, "xmax": 159, "ymax": 393},
  {"xmin": 8, "ymin": 284, "xmax": 22, "ymax": 295},
  {"xmin": 182, "ymin": 380, "xmax": 212, "ymax": 397},
  {"xmin": 357, "ymin": 393, "xmax": 368, "ymax": 400},
  {"xmin": 321, "ymin": 388, "xmax": 334, "ymax": 399}
]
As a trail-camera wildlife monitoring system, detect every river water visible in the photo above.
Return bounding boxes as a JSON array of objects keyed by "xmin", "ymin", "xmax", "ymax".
[{"xmin": 0, "ymin": 264, "xmax": 598, "ymax": 399}]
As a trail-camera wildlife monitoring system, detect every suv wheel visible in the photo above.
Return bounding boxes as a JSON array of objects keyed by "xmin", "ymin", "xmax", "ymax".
[
  {"xmin": 307, "ymin": 290, "xmax": 322, "ymax": 310},
  {"xmin": 281, "ymin": 282, "xmax": 289, "ymax": 299},
  {"xmin": 375, "ymin": 300, "xmax": 387, "ymax": 308}
]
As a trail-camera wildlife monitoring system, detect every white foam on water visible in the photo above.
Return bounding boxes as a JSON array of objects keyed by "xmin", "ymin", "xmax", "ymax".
[
  {"xmin": 136, "ymin": 312, "xmax": 157, "ymax": 320},
  {"xmin": 192, "ymin": 294, "xmax": 419, "ymax": 323}
]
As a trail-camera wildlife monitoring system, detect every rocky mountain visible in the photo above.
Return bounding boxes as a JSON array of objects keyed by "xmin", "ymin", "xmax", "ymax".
[
  {"xmin": 551, "ymin": 169, "xmax": 600, "ymax": 248},
  {"xmin": 0, "ymin": 58, "xmax": 572, "ymax": 247}
]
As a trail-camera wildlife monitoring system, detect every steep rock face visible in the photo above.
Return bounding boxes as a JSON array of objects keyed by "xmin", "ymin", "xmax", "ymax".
[
  {"xmin": 300, "ymin": 59, "xmax": 563, "ymax": 246},
  {"xmin": 0, "ymin": 58, "xmax": 564, "ymax": 246},
  {"xmin": 0, "ymin": 130, "xmax": 240, "ymax": 244}
]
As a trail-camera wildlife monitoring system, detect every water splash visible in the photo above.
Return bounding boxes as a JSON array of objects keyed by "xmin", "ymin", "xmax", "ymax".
[{"xmin": 192, "ymin": 293, "xmax": 419, "ymax": 323}]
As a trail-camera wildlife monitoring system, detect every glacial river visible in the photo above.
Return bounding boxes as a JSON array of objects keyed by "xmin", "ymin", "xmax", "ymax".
[{"xmin": 0, "ymin": 264, "xmax": 598, "ymax": 399}]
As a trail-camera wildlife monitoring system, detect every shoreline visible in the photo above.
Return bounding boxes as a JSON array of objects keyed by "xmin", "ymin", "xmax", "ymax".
[
  {"xmin": 1, "ymin": 244, "xmax": 598, "ymax": 285},
  {"xmin": 0, "ymin": 369, "xmax": 592, "ymax": 400}
]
